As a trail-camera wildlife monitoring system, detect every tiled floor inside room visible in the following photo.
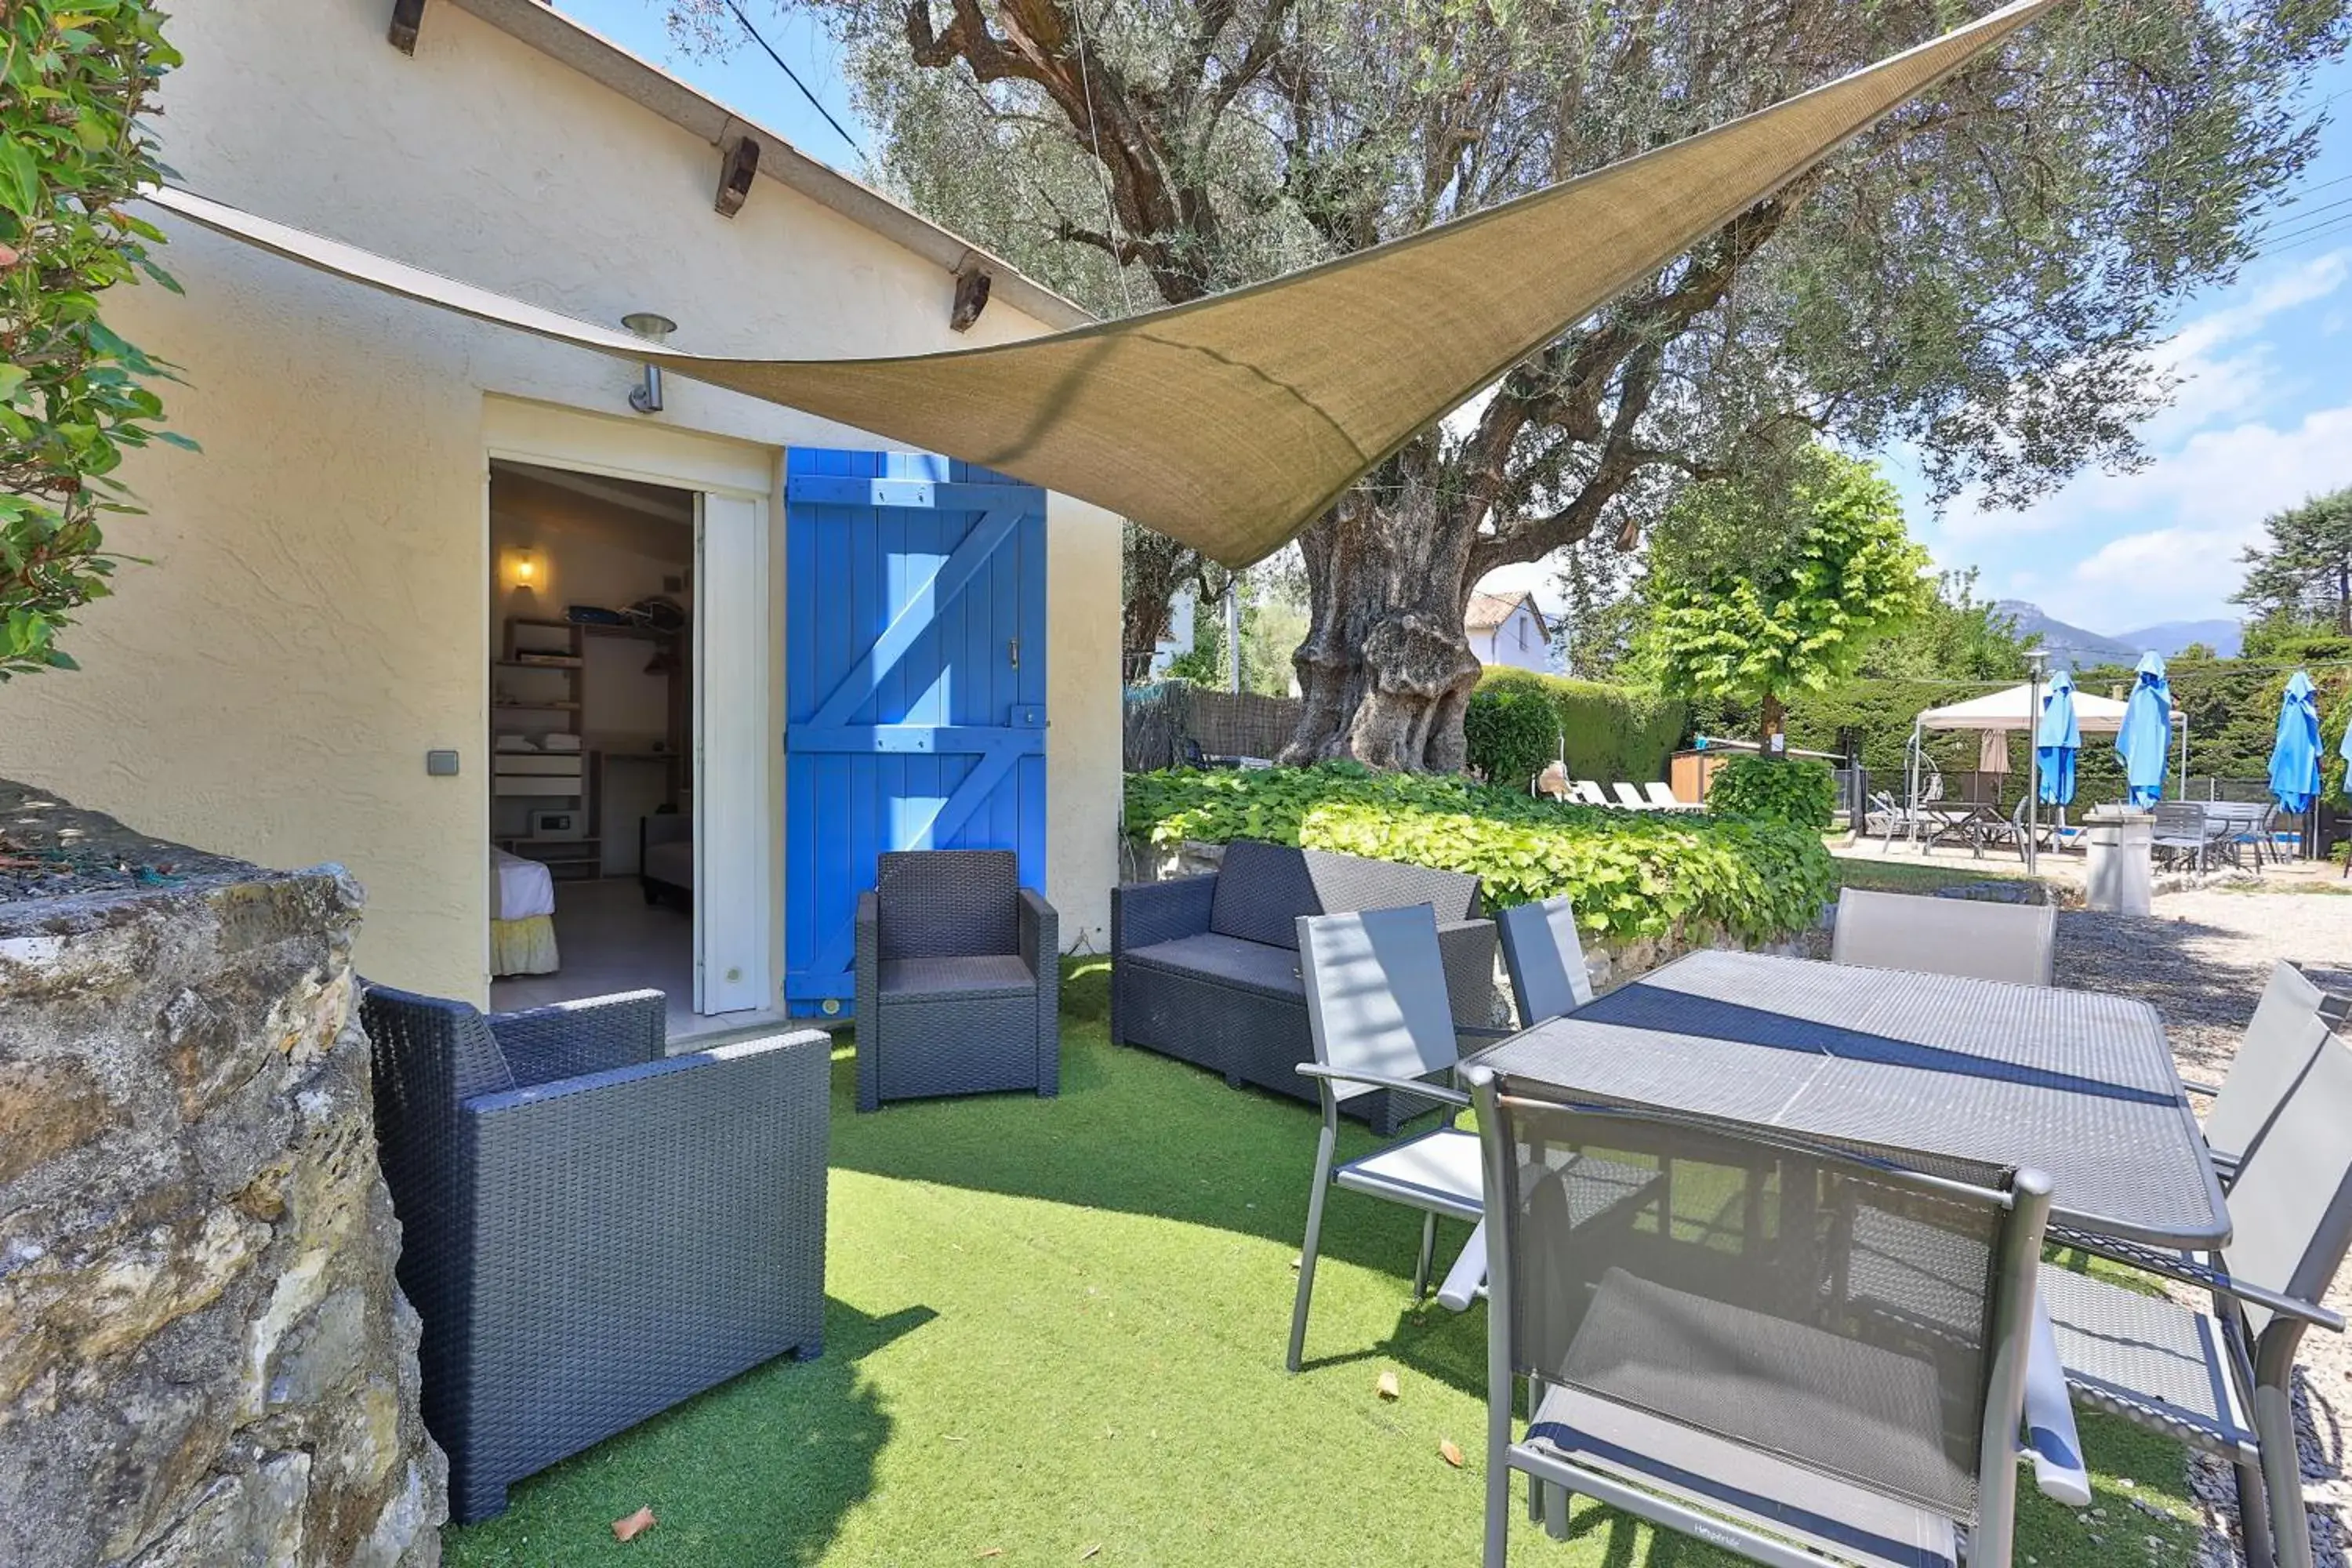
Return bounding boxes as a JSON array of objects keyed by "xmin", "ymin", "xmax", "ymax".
[{"xmin": 489, "ymin": 877, "xmax": 775, "ymax": 1044}]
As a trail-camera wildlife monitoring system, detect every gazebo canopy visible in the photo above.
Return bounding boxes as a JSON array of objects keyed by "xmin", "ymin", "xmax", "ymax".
[
  {"xmin": 144, "ymin": 0, "xmax": 2062, "ymax": 568},
  {"xmin": 1915, "ymin": 681, "xmax": 2175, "ymax": 735}
]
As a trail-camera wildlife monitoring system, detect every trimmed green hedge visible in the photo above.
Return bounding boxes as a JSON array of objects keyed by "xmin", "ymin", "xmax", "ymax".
[
  {"xmin": 1708, "ymin": 756, "xmax": 1837, "ymax": 828},
  {"xmin": 1468, "ymin": 668, "xmax": 1689, "ymax": 792},
  {"xmin": 1126, "ymin": 763, "xmax": 1835, "ymax": 944}
]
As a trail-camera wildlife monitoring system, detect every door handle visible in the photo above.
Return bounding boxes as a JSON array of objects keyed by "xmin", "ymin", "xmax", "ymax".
[{"xmin": 1007, "ymin": 637, "xmax": 1020, "ymax": 669}]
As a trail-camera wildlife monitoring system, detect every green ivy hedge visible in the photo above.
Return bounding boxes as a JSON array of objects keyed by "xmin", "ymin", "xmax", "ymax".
[
  {"xmin": 1707, "ymin": 756, "xmax": 1838, "ymax": 828},
  {"xmin": 1126, "ymin": 763, "xmax": 1835, "ymax": 945},
  {"xmin": 1466, "ymin": 668, "xmax": 1689, "ymax": 791}
]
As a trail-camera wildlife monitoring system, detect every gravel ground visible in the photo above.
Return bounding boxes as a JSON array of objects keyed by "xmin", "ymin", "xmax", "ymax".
[{"xmin": 2056, "ymin": 887, "xmax": 2352, "ymax": 1567}]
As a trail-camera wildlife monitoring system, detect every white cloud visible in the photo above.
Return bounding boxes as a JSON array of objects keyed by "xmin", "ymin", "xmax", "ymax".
[
  {"xmin": 2038, "ymin": 403, "xmax": 2352, "ymax": 625},
  {"xmin": 1932, "ymin": 248, "xmax": 2351, "ymax": 548}
]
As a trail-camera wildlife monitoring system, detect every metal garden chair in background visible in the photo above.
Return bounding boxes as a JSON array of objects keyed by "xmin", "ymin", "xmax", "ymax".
[
  {"xmin": 2040, "ymin": 1022, "xmax": 2352, "ymax": 1568},
  {"xmin": 1285, "ymin": 904, "xmax": 1650, "ymax": 1372},
  {"xmin": 1470, "ymin": 1067, "xmax": 2082, "ymax": 1568},
  {"xmin": 1831, "ymin": 887, "xmax": 2056, "ymax": 988}
]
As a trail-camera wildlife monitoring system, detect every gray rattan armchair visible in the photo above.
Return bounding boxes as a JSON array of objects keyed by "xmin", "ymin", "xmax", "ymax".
[
  {"xmin": 360, "ymin": 984, "xmax": 830, "ymax": 1524},
  {"xmin": 855, "ymin": 848, "xmax": 1059, "ymax": 1112}
]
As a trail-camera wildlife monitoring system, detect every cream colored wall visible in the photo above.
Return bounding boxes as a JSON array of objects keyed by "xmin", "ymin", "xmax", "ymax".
[{"xmin": 0, "ymin": 0, "xmax": 1121, "ymax": 1002}]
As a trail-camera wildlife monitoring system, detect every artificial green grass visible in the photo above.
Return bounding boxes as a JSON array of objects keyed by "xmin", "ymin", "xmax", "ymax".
[
  {"xmin": 1828, "ymin": 854, "xmax": 2042, "ymax": 898},
  {"xmin": 444, "ymin": 961, "xmax": 2203, "ymax": 1567}
]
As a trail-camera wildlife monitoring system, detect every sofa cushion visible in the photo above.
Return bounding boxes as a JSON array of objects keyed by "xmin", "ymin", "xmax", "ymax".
[
  {"xmin": 1123, "ymin": 931, "xmax": 1305, "ymax": 1000},
  {"xmin": 1205, "ymin": 840, "xmax": 1483, "ymax": 950},
  {"xmin": 1207, "ymin": 840, "xmax": 1322, "ymax": 949},
  {"xmin": 880, "ymin": 954, "xmax": 1036, "ymax": 1000}
]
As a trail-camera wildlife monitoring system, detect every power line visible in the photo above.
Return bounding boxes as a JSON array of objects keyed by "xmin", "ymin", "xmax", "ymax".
[{"xmin": 722, "ymin": 0, "xmax": 862, "ymax": 156}]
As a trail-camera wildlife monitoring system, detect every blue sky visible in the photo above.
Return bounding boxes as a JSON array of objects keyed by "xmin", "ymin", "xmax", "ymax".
[{"xmin": 561, "ymin": 2, "xmax": 2352, "ymax": 636}]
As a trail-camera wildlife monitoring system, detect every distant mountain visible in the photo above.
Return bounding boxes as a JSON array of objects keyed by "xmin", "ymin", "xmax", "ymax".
[
  {"xmin": 1991, "ymin": 601, "xmax": 2137, "ymax": 670},
  {"xmin": 2115, "ymin": 619, "xmax": 2243, "ymax": 659},
  {"xmin": 1988, "ymin": 601, "xmax": 2245, "ymax": 668}
]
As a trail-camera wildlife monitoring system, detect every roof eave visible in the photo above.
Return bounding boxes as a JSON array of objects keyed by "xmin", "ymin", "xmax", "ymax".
[{"xmin": 447, "ymin": 0, "xmax": 1094, "ymax": 334}]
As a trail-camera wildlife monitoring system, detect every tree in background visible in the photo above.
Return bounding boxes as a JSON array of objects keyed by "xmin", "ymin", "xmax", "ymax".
[
  {"xmin": 1, "ymin": 2, "xmax": 183, "ymax": 678},
  {"xmin": 675, "ymin": 0, "xmax": 2344, "ymax": 769},
  {"xmin": 1641, "ymin": 448, "xmax": 1929, "ymax": 742},
  {"xmin": 1857, "ymin": 569, "xmax": 2035, "ymax": 682},
  {"xmin": 2234, "ymin": 486, "xmax": 2352, "ymax": 636}
]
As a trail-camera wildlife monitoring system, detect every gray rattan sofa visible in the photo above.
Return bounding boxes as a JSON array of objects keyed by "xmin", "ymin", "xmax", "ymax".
[
  {"xmin": 360, "ymin": 984, "xmax": 830, "ymax": 1523},
  {"xmin": 1111, "ymin": 840, "xmax": 1497, "ymax": 1134},
  {"xmin": 855, "ymin": 848, "xmax": 1059, "ymax": 1112}
]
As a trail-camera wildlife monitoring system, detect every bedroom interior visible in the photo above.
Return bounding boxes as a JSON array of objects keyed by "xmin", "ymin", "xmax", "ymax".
[{"xmin": 485, "ymin": 458, "xmax": 716, "ymax": 1036}]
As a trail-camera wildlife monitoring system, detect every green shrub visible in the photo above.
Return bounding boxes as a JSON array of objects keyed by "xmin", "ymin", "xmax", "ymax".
[
  {"xmin": 1475, "ymin": 667, "xmax": 1688, "ymax": 785},
  {"xmin": 2, "ymin": 2, "xmax": 185, "ymax": 678},
  {"xmin": 1707, "ymin": 756, "xmax": 1837, "ymax": 828},
  {"xmin": 1125, "ymin": 763, "xmax": 1835, "ymax": 945},
  {"xmin": 1463, "ymin": 682, "xmax": 1558, "ymax": 789}
]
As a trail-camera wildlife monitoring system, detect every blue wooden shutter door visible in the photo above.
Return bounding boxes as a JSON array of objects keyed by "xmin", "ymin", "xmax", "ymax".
[{"xmin": 784, "ymin": 448, "xmax": 1048, "ymax": 1014}]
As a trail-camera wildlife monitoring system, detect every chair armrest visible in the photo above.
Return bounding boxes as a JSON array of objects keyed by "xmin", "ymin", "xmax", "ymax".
[
  {"xmin": 2046, "ymin": 1225, "xmax": 2347, "ymax": 1332},
  {"xmin": 488, "ymin": 989, "xmax": 667, "ymax": 1087},
  {"xmin": 1294, "ymin": 1062, "xmax": 1472, "ymax": 1108},
  {"xmin": 1111, "ymin": 876, "xmax": 1216, "ymax": 952},
  {"xmin": 1018, "ymin": 888, "xmax": 1059, "ymax": 971},
  {"xmin": 2024, "ymin": 1294, "xmax": 2092, "ymax": 1507},
  {"xmin": 855, "ymin": 893, "xmax": 880, "ymax": 1109}
]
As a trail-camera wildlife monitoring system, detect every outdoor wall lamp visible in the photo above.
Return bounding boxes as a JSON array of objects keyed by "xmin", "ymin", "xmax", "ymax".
[{"xmin": 622, "ymin": 312, "xmax": 677, "ymax": 413}]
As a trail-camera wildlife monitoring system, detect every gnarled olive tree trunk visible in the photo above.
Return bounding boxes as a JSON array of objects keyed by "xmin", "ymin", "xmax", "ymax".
[{"xmin": 1282, "ymin": 470, "xmax": 1482, "ymax": 772}]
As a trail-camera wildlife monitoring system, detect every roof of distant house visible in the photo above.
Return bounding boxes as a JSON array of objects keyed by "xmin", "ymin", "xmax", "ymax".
[{"xmin": 1465, "ymin": 590, "xmax": 1548, "ymax": 636}]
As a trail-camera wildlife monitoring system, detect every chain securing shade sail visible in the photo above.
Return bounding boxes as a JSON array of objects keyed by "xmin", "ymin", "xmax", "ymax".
[{"xmin": 146, "ymin": 0, "xmax": 2062, "ymax": 567}]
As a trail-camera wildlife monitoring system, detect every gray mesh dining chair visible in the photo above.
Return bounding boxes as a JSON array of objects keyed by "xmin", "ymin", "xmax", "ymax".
[
  {"xmin": 2042, "ymin": 1023, "xmax": 2352, "ymax": 1568},
  {"xmin": 1831, "ymin": 887, "xmax": 2056, "ymax": 988},
  {"xmin": 1497, "ymin": 896, "xmax": 1596, "ymax": 1028},
  {"xmin": 2189, "ymin": 960, "xmax": 2348, "ymax": 1188},
  {"xmin": 1285, "ymin": 904, "xmax": 1648, "ymax": 1372},
  {"xmin": 1471, "ymin": 1066, "xmax": 2078, "ymax": 1568}
]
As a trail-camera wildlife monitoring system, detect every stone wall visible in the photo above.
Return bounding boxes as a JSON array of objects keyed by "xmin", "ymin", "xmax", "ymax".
[{"xmin": 0, "ymin": 782, "xmax": 444, "ymax": 1566}]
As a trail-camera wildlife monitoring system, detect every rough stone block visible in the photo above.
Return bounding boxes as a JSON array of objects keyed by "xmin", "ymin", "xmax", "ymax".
[{"xmin": 0, "ymin": 781, "xmax": 445, "ymax": 1567}]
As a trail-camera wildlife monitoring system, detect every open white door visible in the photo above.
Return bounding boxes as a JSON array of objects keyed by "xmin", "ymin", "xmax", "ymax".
[{"xmin": 695, "ymin": 491, "xmax": 769, "ymax": 1014}]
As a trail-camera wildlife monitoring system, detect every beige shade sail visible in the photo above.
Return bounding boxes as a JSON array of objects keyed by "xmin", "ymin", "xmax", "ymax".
[{"xmin": 145, "ymin": 0, "xmax": 2060, "ymax": 567}]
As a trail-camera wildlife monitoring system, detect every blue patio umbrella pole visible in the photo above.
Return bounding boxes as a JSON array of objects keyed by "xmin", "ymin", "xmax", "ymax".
[
  {"xmin": 2270, "ymin": 670, "xmax": 2322, "ymax": 859},
  {"xmin": 2115, "ymin": 652, "xmax": 2173, "ymax": 809}
]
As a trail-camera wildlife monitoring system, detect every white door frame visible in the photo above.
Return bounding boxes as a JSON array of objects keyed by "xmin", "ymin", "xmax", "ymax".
[{"xmin": 482, "ymin": 398, "xmax": 778, "ymax": 1018}]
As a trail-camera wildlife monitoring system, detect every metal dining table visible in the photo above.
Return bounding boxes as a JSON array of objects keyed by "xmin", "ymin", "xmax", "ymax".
[{"xmin": 1467, "ymin": 947, "xmax": 2230, "ymax": 1250}]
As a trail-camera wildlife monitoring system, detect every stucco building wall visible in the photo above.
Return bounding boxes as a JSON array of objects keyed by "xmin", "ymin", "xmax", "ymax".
[{"xmin": 0, "ymin": 0, "xmax": 1122, "ymax": 1003}]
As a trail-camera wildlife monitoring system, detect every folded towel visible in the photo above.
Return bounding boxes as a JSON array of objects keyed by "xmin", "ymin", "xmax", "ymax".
[
  {"xmin": 539, "ymin": 733, "xmax": 583, "ymax": 752},
  {"xmin": 493, "ymin": 733, "xmax": 539, "ymax": 752}
]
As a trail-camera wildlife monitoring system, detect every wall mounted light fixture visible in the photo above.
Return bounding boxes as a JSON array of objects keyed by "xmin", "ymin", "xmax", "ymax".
[
  {"xmin": 622, "ymin": 312, "xmax": 677, "ymax": 414},
  {"xmin": 503, "ymin": 546, "xmax": 541, "ymax": 589}
]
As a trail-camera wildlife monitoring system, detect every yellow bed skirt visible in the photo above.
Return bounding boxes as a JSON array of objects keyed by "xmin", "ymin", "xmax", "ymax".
[{"xmin": 491, "ymin": 914, "xmax": 559, "ymax": 978}]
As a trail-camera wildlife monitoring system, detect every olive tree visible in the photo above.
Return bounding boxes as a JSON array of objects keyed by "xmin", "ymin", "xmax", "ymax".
[{"xmin": 673, "ymin": 0, "xmax": 2345, "ymax": 768}]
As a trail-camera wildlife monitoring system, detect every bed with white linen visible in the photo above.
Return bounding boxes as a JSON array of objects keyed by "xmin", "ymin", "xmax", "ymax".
[{"xmin": 491, "ymin": 847, "xmax": 560, "ymax": 975}]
